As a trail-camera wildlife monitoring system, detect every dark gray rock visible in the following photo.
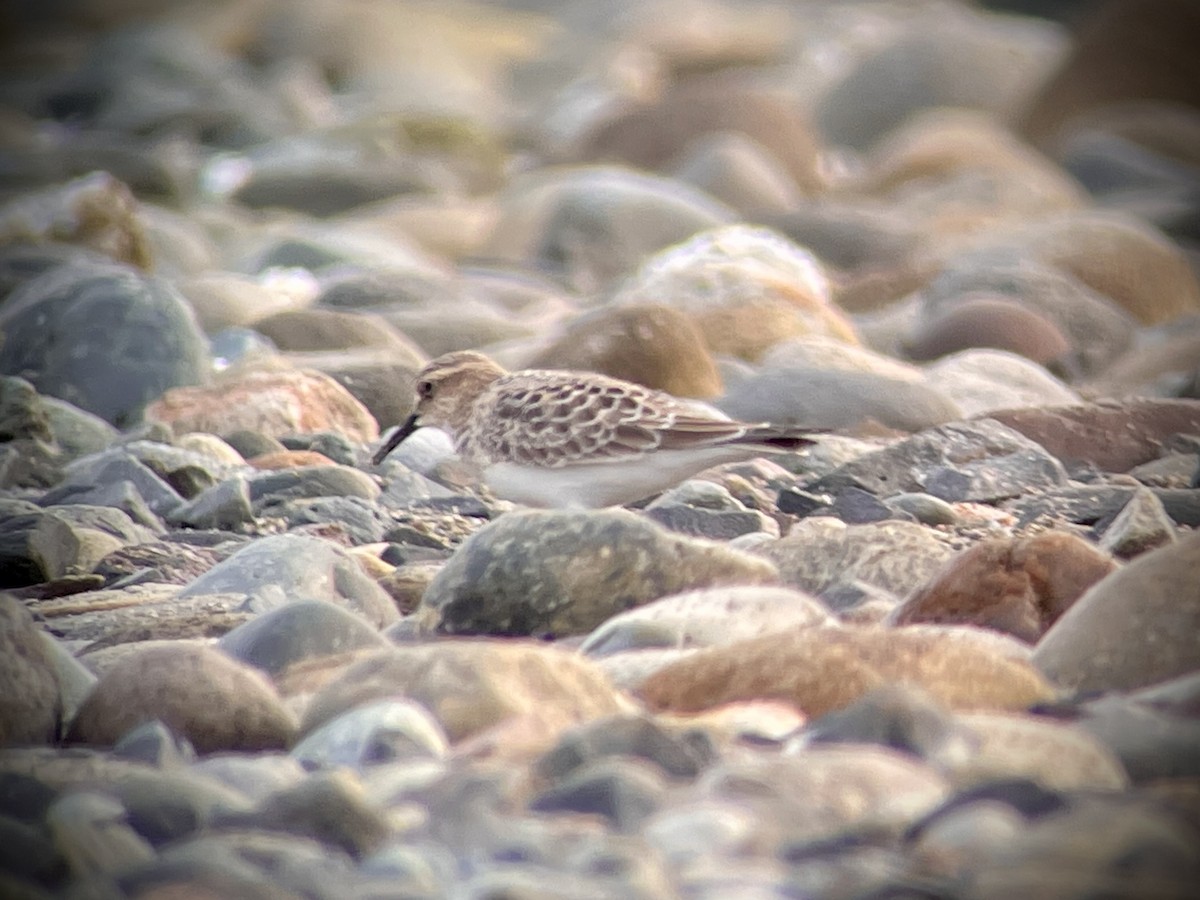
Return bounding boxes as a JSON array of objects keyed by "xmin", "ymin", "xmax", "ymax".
[
  {"xmin": 177, "ymin": 533, "xmax": 399, "ymax": 628},
  {"xmin": 829, "ymin": 487, "xmax": 908, "ymax": 524},
  {"xmin": 530, "ymin": 758, "xmax": 666, "ymax": 832},
  {"xmin": 811, "ymin": 419, "xmax": 1068, "ymax": 503},
  {"xmin": 256, "ymin": 497, "xmax": 387, "ymax": 544},
  {"xmin": 218, "ymin": 600, "xmax": 387, "ymax": 677},
  {"xmin": 166, "ymin": 475, "xmax": 254, "ymax": 531},
  {"xmin": 0, "ymin": 376, "xmax": 53, "ymax": 443},
  {"xmin": 44, "ymin": 453, "xmax": 183, "ymax": 517},
  {"xmin": 2, "ymin": 504, "xmax": 159, "ymax": 586},
  {"xmin": 0, "ymin": 263, "xmax": 209, "ymax": 428},
  {"xmin": 277, "ymin": 432, "xmax": 359, "ymax": 468},
  {"xmin": 534, "ymin": 714, "xmax": 716, "ymax": 782},
  {"xmin": 248, "ymin": 465, "xmax": 380, "ymax": 506},
  {"xmin": 211, "ymin": 771, "xmax": 391, "ymax": 859},
  {"xmin": 42, "ymin": 22, "xmax": 294, "ymax": 148},
  {"xmin": 40, "ymin": 478, "xmax": 167, "ymax": 532},
  {"xmin": 0, "ymin": 596, "xmax": 61, "ymax": 746},
  {"xmin": 791, "ymin": 685, "xmax": 972, "ymax": 767},
  {"xmin": 40, "ymin": 397, "xmax": 119, "ymax": 460},
  {"xmin": 68, "ymin": 441, "xmax": 239, "ymax": 501}
]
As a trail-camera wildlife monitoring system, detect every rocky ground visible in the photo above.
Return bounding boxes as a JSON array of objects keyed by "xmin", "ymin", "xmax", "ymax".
[{"xmin": 2, "ymin": 0, "xmax": 1200, "ymax": 897}]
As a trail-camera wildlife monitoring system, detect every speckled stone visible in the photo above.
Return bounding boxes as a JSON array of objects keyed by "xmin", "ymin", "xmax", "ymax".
[{"xmin": 418, "ymin": 509, "xmax": 778, "ymax": 638}]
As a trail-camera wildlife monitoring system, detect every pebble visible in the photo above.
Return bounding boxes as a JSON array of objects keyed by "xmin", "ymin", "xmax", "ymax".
[
  {"xmin": 145, "ymin": 366, "xmax": 380, "ymax": 444},
  {"xmin": 579, "ymin": 585, "xmax": 833, "ymax": 656},
  {"xmin": 418, "ymin": 509, "xmax": 777, "ymax": 638},
  {"xmin": 811, "ymin": 418, "xmax": 1068, "ymax": 503},
  {"xmin": 0, "ymin": 261, "xmax": 210, "ymax": 428},
  {"xmin": 1033, "ymin": 531, "xmax": 1200, "ymax": 694},
  {"xmin": 217, "ymin": 599, "xmax": 388, "ymax": 677},
  {"xmin": 176, "ymin": 532, "xmax": 399, "ymax": 628},
  {"xmin": 887, "ymin": 531, "xmax": 1118, "ymax": 643},
  {"xmin": 989, "ymin": 398, "xmax": 1200, "ymax": 473},
  {"xmin": 610, "ymin": 224, "xmax": 857, "ymax": 361},
  {"xmin": 66, "ymin": 643, "xmax": 298, "ymax": 753},
  {"xmin": 757, "ymin": 518, "xmax": 958, "ymax": 599},
  {"xmin": 0, "ymin": 596, "xmax": 62, "ymax": 746},
  {"xmin": 637, "ymin": 624, "xmax": 1054, "ymax": 718},
  {"xmin": 300, "ymin": 641, "xmax": 627, "ymax": 753}
]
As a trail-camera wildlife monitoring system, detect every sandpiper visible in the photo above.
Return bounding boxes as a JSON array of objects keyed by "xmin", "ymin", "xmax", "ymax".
[{"xmin": 372, "ymin": 350, "xmax": 821, "ymax": 508}]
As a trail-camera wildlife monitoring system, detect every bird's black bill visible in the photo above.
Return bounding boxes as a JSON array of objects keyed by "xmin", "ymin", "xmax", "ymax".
[{"xmin": 371, "ymin": 413, "xmax": 421, "ymax": 465}]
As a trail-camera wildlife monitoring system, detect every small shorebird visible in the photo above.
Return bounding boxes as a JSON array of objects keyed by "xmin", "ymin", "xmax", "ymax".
[{"xmin": 372, "ymin": 350, "xmax": 821, "ymax": 508}]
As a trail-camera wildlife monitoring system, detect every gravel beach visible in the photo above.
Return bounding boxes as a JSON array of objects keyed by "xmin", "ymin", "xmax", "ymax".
[{"xmin": 2, "ymin": 1, "xmax": 1200, "ymax": 897}]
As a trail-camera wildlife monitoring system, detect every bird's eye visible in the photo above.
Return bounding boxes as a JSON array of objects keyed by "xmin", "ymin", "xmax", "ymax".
[{"xmin": 417, "ymin": 380, "xmax": 434, "ymax": 399}]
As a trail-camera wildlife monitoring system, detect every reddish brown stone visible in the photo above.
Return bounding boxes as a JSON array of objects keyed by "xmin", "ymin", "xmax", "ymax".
[
  {"xmin": 145, "ymin": 366, "xmax": 379, "ymax": 443},
  {"xmin": 904, "ymin": 295, "xmax": 1071, "ymax": 365},
  {"xmin": 637, "ymin": 625, "xmax": 1054, "ymax": 718},
  {"xmin": 986, "ymin": 399, "xmax": 1200, "ymax": 472},
  {"xmin": 888, "ymin": 532, "xmax": 1118, "ymax": 643}
]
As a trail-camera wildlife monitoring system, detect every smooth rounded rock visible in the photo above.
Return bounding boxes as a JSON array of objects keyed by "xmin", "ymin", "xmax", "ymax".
[
  {"xmin": 177, "ymin": 533, "xmax": 399, "ymax": 628},
  {"xmin": 145, "ymin": 366, "xmax": 379, "ymax": 444},
  {"xmin": 1033, "ymin": 532, "xmax": 1200, "ymax": 694},
  {"xmin": 757, "ymin": 519, "xmax": 958, "ymax": 599},
  {"xmin": 483, "ymin": 165, "xmax": 733, "ymax": 294},
  {"xmin": 291, "ymin": 699, "xmax": 448, "ymax": 770},
  {"xmin": 418, "ymin": 509, "xmax": 778, "ymax": 638},
  {"xmin": 66, "ymin": 643, "xmax": 298, "ymax": 753},
  {"xmin": 527, "ymin": 304, "xmax": 723, "ymax": 399},
  {"xmin": 218, "ymin": 600, "xmax": 388, "ymax": 677},
  {"xmin": 610, "ymin": 224, "xmax": 857, "ymax": 362},
  {"xmin": 0, "ymin": 262, "xmax": 209, "ymax": 428},
  {"xmin": 811, "ymin": 418, "xmax": 1068, "ymax": 503},
  {"xmin": 922, "ymin": 349, "xmax": 1079, "ymax": 416},
  {"xmin": 580, "ymin": 585, "xmax": 833, "ymax": 656},
  {"xmin": 888, "ymin": 532, "xmax": 1118, "ymax": 643},
  {"xmin": 0, "ymin": 596, "xmax": 61, "ymax": 746},
  {"xmin": 638, "ymin": 624, "xmax": 1055, "ymax": 718},
  {"xmin": 988, "ymin": 399, "xmax": 1200, "ymax": 473},
  {"xmin": 300, "ymin": 642, "xmax": 627, "ymax": 745},
  {"xmin": 949, "ymin": 711, "xmax": 1129, "ymax": 791}
]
